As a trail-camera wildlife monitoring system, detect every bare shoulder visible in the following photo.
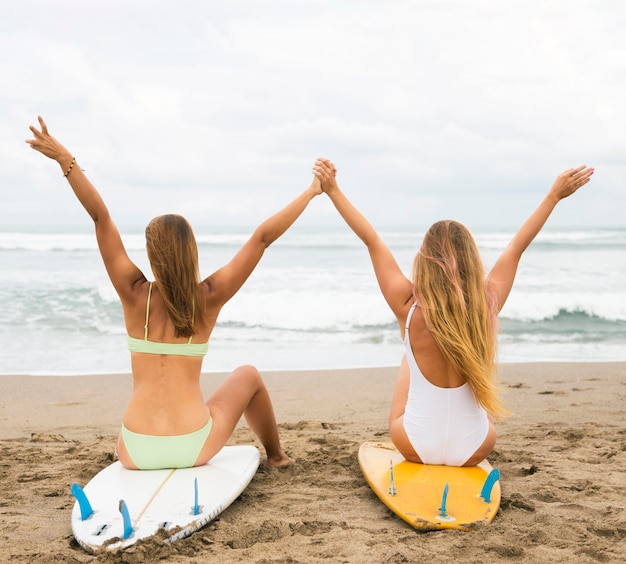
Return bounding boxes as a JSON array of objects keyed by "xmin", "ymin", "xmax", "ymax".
[
  {"xmin": 119, "ymin": 279, "xmax": 151, "ymax": 334},
  {"xmin": 393, "ymin": 291, "xmax": 417, "ymax": 336},
  {"xmin": 198, "ymin": 280, "xmax": 222, "ymax": 322},
  {"xmin": 117, "ymin": 277, "xmax": 149, "ymax": 307}
]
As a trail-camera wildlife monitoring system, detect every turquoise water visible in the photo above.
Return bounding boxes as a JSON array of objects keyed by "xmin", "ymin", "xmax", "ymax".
[{"xmin": 1, "ymin": 225, "xmax": 624, "ymax": 374}]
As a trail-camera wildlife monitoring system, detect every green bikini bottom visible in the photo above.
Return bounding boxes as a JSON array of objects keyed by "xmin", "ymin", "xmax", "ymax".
[{"xmin": 121, "ymin": 417, "xmax": 213, "ymax": 470}]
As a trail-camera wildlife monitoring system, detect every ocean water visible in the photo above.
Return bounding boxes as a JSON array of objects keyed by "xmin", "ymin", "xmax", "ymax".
[{"xmin": 1, "ymin": 225, "xmax": 625, "ymax": 375}]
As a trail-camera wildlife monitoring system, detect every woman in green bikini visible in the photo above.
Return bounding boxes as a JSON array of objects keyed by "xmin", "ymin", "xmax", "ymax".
[{"xmin": 26, "ymin": 116, "xmax": 319, "ymax": 470}]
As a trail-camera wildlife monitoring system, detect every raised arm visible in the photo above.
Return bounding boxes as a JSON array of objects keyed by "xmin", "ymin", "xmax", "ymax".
[
  {"xmin": 313, "ymin": 158, "xmax": 413, "ymax": 319},
  {"xmin": 487, "ymin": 165, "xmax": 594, "ymax": 313},
  {"xmin": 26, "ymin": 116, "xmax": 144, "ymax": 300},
  {"xmin": 204, "ymin": 176, "xmax": 322, "ymax": 306}
]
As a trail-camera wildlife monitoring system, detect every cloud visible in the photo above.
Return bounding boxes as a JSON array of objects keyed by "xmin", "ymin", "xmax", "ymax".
[{"xmin": 2, "ymin": 1, "xmax": 625, "ymax": 229}]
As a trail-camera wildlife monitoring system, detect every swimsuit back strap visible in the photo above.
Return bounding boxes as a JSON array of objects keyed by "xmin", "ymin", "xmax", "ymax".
[
  {"xmin": 144, "ymin": 281, "xmax": 196, "ymax": 344},
  {"xmin": 144, "ymin": 282, "xmax": 153, "ymax": 341},
  {"xmin": 405, "ymin": 302, "xmax": 417, "ymax": 333},
  {"xmin": 188, "ymin": 300, "xmax": 195, "ymax": 344}
]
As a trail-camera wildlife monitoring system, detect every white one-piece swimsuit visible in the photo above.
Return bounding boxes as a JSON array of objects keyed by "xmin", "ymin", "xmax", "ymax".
[{"xmin": 402, "ymin": 303, "xmax": 489, "ymax": 466}]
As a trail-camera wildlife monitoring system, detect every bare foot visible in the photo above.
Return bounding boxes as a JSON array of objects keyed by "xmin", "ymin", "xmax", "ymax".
[{"xmin": 267, "ymin": 451, "xmax": 294, "ymax": 468}]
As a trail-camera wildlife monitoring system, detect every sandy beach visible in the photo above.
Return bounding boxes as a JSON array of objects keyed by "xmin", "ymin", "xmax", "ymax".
[{"xmin": 1, "ymin": 362, "xmax": 625, "ymax": 563}]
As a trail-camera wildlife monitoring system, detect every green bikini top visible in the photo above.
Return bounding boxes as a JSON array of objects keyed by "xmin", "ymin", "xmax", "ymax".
[{"xmin": 127, "ymin": 282, "xmax": 209, "ymax": 357}]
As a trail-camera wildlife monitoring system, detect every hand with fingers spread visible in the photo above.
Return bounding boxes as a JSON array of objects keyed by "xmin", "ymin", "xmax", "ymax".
[
  {"xmin": 549, "ymin": 165, "xmax": 595, "ymax": 201},
  {"xmin": 25, "ymin": 116, "xmax": 73, "ymax": 165}
]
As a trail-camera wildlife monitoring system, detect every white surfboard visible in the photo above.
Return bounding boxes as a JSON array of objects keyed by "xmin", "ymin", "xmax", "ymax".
[{"xmin": 71, "ymin": 445, "xmax": 260, "ymax": 553}]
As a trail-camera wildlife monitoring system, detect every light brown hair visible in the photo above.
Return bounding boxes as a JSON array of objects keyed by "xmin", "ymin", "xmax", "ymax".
[
  {"xmin": 145, "ymin": 215, "xmax": 205, "ymax": 338},
  {"xmin": 413, "ymin": 220, "xmax": 507, "ymax": 420}
]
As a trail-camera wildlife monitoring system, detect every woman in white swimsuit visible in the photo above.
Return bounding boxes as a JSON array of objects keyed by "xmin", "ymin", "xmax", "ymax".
[{"xmin": 313, "ymin": 158, "xmax": 593, "ymax": 466}]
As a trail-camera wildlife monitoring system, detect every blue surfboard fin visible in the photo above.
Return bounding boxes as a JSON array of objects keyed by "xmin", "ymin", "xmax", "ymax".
[
  {"xmin": 70, "ymin": 483, "xmax": 94, "ymax": 521},
  {"xmin": 480, "ymin": 468, "xmax": 500, "ymax": 503},
  {"xmin": 118, "ymin": 500, "xmax": 133, "ymax": 539},
  {"xmin": 438, "ymin": 482, "xmax": 449, "ymax": 517},
  {"xmin": 193, "ymin": 477, "xmax": 200, "ymax": 515}
]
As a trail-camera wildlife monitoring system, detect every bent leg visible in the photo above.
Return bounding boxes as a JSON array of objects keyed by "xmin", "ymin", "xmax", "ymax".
[
  {"xmin": 201, "ymin": 365, "xmax": 292, "ymax": 468},
  {"xmin": 115, "ymin": 434, "xmax": 139, "ymax": 470},
  {"xmin": 388, "ymin": 356, "xmax": 423, "ymax": 463}
]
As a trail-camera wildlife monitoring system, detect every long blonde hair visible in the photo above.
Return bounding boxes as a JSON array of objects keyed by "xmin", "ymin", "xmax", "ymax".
[
  {"xmin": 412, "ymin": 220, "xmax": 507, "ymax": 420},
  {"xmin": 145, "ymin": 214, "xmax": 205, "ymax": 338}
]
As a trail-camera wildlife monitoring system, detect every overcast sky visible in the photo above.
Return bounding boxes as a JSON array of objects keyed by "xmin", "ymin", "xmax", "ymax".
[{"xmin": 2, "ymin": 0, "xmax": 625, "ymax": 231}]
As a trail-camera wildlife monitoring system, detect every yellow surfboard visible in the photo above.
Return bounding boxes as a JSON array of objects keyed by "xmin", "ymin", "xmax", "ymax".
[{"xmin": 358, "ymin": 442, "xmax": 501, "ymax": 531}]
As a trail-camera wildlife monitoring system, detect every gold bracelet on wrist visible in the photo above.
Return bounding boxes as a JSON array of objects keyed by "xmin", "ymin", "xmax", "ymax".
[{"xmin": 63, "ymin": 157, "xmax": 76, "ymax": 178}]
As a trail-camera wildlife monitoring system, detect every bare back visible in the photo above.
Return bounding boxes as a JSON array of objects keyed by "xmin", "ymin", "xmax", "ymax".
[
  {"xmin": 121, "ymin": 280, "xmax": 218, "ymax": 435},
  {"xmin": 399, "ymin": 301, "xmax": 467, "ymax": 389}
]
